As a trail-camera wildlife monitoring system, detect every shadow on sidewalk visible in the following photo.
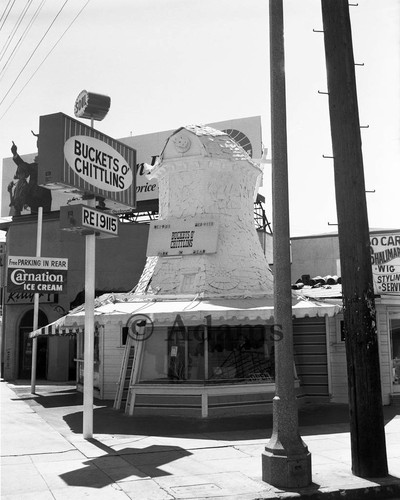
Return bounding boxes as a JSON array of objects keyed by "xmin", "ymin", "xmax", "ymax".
[
  {"xmin": 63, "ymin": 400, "xmax": 353, "ymax": 440},
  {"xmin": 59, "ymin": 439, "xmax": 192, "ymax": 488},
  {"xmin": 8, "ymin": 382, "xmax": 399, "ymax": 442}
]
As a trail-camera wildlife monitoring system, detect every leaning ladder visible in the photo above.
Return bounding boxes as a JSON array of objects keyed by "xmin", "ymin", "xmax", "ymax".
[{"xmin": 114, "ymin": 335, "xmax": 136, "ymax": 410}]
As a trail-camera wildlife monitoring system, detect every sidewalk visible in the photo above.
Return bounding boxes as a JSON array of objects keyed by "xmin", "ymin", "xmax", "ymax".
[{"xmin": 1, "ymin": 380, "xmax": 400, "ymax": 500}]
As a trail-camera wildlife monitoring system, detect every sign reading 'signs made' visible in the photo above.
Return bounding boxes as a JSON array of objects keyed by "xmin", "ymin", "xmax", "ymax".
[
  {"xmin": 37, "ymin": 112, "xmax": 136, "ymax": 212},
  {"xmin": 7, "ymin": 256, "xmax": 68, "ymax": 293}
]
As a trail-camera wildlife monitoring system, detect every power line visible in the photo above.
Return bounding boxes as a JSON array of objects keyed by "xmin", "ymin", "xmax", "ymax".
[
  {"xmin": 0, "ymin": 0, "xmax": 70, "ymax": 109},
  {"xmin": 0, "ymin": 0, "xmax": 91, "ymax": 121},
  {"xmin": 0, "ymin": 0, "xmax": 33, "ymax": 62},
  {"xmin": 0, "ymin": 0, "xmax": 16, "ymax": 33},
  {"xmin": 0, "ymin": 0, "xmax": 46, "ymax": 81}
]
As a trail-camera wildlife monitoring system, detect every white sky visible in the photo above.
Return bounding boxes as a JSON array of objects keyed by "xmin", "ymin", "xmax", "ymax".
[{"xmin": 0, "ymin": 0, "xmax": 399, "ymax": 237}]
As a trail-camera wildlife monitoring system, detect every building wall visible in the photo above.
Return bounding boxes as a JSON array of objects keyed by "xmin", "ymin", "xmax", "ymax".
[
  {"xmin": 376, "ymin": 303, "xmax": 394, "ymax": 405},
  {"xmin": 3, "ymin": 214, "xmax": 149, "ymax": 380},
  {"xmin": 291, "ymin": 230, "xmax": 400, "ymax": 406},
  {"xmin": 290, "ymin": 234, "xmax": 340, "ymax": 283},
  {"xmin": 326, "ymin": 303, "xmax": 393, "ymax": 405},
  {"xmin": 326, "ymin": 314, "xmax": 348, "ymax": 403}
]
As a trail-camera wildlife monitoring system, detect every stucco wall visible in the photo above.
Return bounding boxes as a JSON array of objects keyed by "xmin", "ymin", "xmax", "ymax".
[
  {"xmin": 3, "ymin": 214, "xmax": 149, "ymax": 380},
  {"xmin": 290, "ymin": 234, "xmax": 340, "ymax": 283}
]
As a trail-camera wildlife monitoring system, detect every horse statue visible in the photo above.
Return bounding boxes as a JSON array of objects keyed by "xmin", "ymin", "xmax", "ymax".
[{"xmin": 9, "ymin": 135, "xmax": 52, "ymax": 216}]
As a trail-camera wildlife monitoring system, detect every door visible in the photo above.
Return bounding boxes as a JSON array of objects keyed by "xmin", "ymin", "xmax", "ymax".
[
  {"xmin": 18, "ymin": 309, "xmax": 49, "ymax": 379},
  {"xmin": 390, "ymin": 312, "xmax": 400, "ymax": 393}
]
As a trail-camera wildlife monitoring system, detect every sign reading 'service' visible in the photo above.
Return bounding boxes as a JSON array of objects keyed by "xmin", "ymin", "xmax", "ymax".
[{"xmin": 38, "ymin": 112, "xmax": 136, "ymax": 212}]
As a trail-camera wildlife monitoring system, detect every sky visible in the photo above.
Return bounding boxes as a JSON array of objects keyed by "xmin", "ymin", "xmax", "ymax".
[{"xmin": 0, "ymin": 0, "xmax": 399, "ymax": 237}]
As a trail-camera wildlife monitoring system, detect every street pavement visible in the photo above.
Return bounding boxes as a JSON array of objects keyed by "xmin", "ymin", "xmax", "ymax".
[{"xmin": 1, "ymin": 380, "xmax": 400, "ymax": 500}]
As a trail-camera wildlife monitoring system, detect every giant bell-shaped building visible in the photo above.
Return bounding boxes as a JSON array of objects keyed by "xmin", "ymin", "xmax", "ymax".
[{"xmin": 135, "ymin": 125, "xmax": 273, "ymax": 298}]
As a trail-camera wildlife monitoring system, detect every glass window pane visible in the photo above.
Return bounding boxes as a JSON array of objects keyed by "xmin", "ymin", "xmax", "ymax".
[
  {"xmin": 138, "ymin": 322, "xmax": 275, "ymax": 384},
  {"xmin": 208, "ymin": 324, "xmax": 274, "ymax": 383}
]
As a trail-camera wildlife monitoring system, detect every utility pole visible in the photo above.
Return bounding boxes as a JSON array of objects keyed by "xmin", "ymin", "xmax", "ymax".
[
  {"xmin": 262, "ymin": 0, "xmax": 311, "ymax": 488},
  {"xmin": 321, "ymin": 0, "xmax": 388, "ymax": 478}
]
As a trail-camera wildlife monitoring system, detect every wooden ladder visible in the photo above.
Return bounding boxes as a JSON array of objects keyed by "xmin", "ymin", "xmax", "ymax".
[{"xmin": 114, "ymin": 335, "xmax": 135, "ymax": 411}]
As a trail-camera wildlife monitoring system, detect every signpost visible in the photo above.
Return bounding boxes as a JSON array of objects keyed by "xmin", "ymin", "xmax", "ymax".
[
  {"xmin": 31, "ymin": 208, "xmax": 42, "ymax": 393},
  {"xmin": 59, "ymin": 200, "xmax": 119, "ymax": 438},
  {"xmin": 82, "ymin": 197, "xmax": 96, "ymax": 439},
  {"xmin": 37, "ymin": 95, "xmax": 134, "ymax": 438}
]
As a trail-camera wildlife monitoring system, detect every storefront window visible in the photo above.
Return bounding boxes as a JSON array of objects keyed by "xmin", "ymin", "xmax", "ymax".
[
  {"xmin": 138, "ymin": 320, "xmax": 275, "ymax": 384},
  {"xmin": 208, "ymin": 324, "xmax": 274, "ymax": 383}
]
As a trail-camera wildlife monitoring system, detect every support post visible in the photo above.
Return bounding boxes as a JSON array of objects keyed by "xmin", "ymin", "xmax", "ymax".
[
  {"xmin": 31, "ymin": 207, "xmax": 43, "ymax": 394},
  {"xmin": 321, "ymin": 0, "xmax": 388, "ymax": 478},
  {"xmin": 83, "ymin": 197, "xmax": 96, "ymax": 439},
  {"xmin": 262, "ymin": 0, "xmax": 311, "ymax": 488}
]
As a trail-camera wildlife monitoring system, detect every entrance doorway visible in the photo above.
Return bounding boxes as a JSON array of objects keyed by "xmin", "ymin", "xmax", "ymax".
[
  {"xmin": 390, "ymin": 312, "xmax": 400, "ymax": 393},
  {"xmin": 18, "ymin": 309, "xmax": 49, "ymax": 380}
]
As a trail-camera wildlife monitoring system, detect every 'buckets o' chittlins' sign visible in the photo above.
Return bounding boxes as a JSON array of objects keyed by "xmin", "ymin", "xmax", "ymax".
[
  {"xmin": 37, "ymin": 112, "xmax": 136, "ymax": 212},
  {"xmin": 63, "ymin": 136, "xmax": 133, "ymax": 192}
]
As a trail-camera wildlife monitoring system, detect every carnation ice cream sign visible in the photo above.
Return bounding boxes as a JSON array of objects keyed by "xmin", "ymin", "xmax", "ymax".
[
  {"xmin": 37, "ymin": 112, "xmax": 136, "ymax": 212},
  {"xmin": 370, "ymin": 232, "xmax": 400, "ymax": 295}
]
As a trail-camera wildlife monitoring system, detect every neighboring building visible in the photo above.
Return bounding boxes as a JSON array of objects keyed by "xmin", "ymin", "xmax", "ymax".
[
  {"xmin": 1, "ymin": 213, "xmax": 149, "ymax": 381},
  {"xmin": 290, "ymin": 229, "xmax": 400, "ymax": 406}
]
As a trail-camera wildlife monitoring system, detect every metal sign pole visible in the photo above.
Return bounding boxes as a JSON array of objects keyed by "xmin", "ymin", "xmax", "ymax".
[
  {"xmin": 83, "ymin": 197, "xmax": 96, "ymax": 439},
  {"xmin": 262, "ymin": 0, "xmax": 311, "ymax": 488},
  {"xmin": 83, "ymin": 115, "xmax": 95, "ymax": 439},
  {"xmin": 31, "ymin": 207, "xmax": 43, "ymax": 394}
]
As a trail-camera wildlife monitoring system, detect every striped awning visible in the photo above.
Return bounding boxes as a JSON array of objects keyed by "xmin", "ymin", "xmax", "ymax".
[
  {"xmin": 29, "ymin": 315, "xmax": 84, "ymax": 338},
  {"xmin": 29, "ymin": 295, "xmax": 342, "ymax": 338}
]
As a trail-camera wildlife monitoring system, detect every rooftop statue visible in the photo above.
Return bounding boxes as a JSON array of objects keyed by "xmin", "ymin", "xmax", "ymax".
[{"xmin": 9, "ymin": 134, "xmax": 52, "ymax": 216}]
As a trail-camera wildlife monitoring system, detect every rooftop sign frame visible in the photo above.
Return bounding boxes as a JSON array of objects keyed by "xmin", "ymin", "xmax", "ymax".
[{"xmin": 37, "ymin": 112, "xmax": 136, "ymax": 213}]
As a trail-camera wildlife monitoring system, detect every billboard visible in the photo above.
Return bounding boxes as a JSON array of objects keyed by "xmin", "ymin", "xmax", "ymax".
[
  {"xmin": 370, "ymin": 233, "xmax": 400, "ymax": 295},
  {"xmin": 38, "ymin": 113, "xmax": 136, "ymax": 213},
  {"xmin": 1, "ymin": 116, "xmax": 262, "ymax": 217},
  {"xmin": 119, "ymin": 115, "xmax": 263, "ymax": 205}
]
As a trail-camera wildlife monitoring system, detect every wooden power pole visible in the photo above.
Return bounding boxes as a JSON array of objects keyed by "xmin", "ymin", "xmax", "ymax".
[{"xmin": 321, "ymin": 0, "xmax": 388, "ymax": 478}]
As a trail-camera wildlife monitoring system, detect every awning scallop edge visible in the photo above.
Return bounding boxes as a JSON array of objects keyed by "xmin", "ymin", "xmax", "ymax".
[{"xmin": 29, "ymin": 296, "xmax": 342, "ymax": 337}]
